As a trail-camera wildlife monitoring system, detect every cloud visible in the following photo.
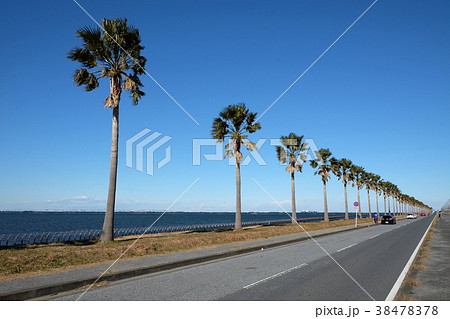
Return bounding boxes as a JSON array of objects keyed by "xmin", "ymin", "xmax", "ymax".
[{"xmin": 71, "ymin": 196, "xmax": 88, "ymax": 200}]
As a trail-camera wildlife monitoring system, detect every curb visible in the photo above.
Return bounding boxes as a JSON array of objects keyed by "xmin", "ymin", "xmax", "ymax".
[{"xmin": 0, "ymin": 220, "xmax": 383, "ymax": 300}]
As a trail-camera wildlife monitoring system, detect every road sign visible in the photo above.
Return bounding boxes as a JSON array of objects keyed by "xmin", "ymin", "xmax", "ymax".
[{"xmin": 353, "ymin": 201, "xmax": 359, "ymax": 209}]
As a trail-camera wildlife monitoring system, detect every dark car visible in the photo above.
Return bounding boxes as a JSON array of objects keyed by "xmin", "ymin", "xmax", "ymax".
[{"xmin": 381, "ymin": 215, "xmax": 396, "ymax": 224}]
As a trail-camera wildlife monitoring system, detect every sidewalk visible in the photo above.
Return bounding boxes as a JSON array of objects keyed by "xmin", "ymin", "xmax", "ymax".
[
  {"xmin": 0, "ymin": 220, "xmax": 376, "ymax": 300},
  {"xmin": 408, "ymin": 213, "xmax": 450, "ymax": 300}
]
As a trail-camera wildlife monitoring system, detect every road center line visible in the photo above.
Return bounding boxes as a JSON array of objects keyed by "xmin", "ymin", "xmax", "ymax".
[
  {"xmin": 369, "ymin": 234, "xmax": 380, "ymax": 239},
  {"xmin": 243, "ymin": 263, "xmax": 308, "ymax": 289},
  {"xmin": 336, "ymin": 243, "xmax": 358, "ymax": 252}
]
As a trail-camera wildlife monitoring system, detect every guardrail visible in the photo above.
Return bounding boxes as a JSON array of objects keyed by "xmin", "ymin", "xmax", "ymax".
[{"xmin": 0, "ymin": 213, "xmax": 371, "ymax": 248}]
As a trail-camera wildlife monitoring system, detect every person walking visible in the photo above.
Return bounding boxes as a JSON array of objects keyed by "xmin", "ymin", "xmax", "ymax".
[{"xmin": 373, "ymin": 212, "xmax": 379, "ymax": 224}]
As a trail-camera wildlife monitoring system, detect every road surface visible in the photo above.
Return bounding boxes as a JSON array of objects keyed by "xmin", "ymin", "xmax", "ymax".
[{"xmin": 47, "ymin": 215, "xmax": 434, "ymax": 301}]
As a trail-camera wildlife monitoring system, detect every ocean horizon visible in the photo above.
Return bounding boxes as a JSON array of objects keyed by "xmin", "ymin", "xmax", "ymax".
[{"xmin": 0, "ymin": 210, "xmax": 356, "ymax": 235}]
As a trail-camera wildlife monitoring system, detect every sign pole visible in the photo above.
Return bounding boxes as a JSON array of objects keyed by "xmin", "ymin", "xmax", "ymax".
[{"xmin": 353, "ymin": 201, "xmax": 359, "ymax": 227}]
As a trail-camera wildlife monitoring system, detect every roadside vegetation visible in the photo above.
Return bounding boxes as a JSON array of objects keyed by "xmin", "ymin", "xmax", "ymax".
[{"xmin": 394, "ymin": 218, "xmax": 436, "ymax": 301}]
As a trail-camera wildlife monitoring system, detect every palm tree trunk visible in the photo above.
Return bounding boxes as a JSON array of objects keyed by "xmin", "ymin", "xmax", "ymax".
[
  {"xmin": 101, "ymin": 105, "xmax": 119, "ymax": 242},
  {"xmin": 344, "ymin": 183, "xmax": 349, "ymax": 220},
  {"xmin": 323, "ymin": 181, "xmax": 329, "ymax": 222},
  {"xmin": 376, "ymin": 191, "xmax": 380, "ymax": 215},
  {"xmin": 384, "ymin": 195, "xmax": 387, "ymax": 215},
  {"xmin": 291, "ymin": 172, "xmax": 297, "ymax": 223},
  {"xmin": 388, "ymin": 196, "xmax": 391, "ymax": 214},
  {"xmin": 357, "ymin": 187, "xmax": 362, "ymax": 218},
  {"xmin": 235, "ymin": 158, "xmax": 242, "ymax": 230},
  {"xmin": 367, "ymin": 189, "xmax": 372, "ymax": 217},
  {"xmin": 393, "ymin": 197, "xmax": 396, "ymax": 215}
]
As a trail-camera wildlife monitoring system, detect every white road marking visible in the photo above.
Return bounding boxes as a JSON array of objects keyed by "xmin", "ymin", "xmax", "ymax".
[
  {"xmin": 369, "ymin": 234, "xmax": 380, "ymax": 239},
  {"xmin": 243, "ymin": 263, "xmax": 308, "ymax": 289},
  {"xmin": 336, "ymin": 243, "xmax": 358, "ymax": 252},
  {"xmin": 385, "ymin": 215, "xmax": 437, "ymax": 300}
]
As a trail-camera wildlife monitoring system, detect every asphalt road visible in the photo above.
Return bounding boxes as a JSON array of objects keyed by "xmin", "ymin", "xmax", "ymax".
[{"xmin": 49, "ymin": 215, "xmax": 434, "ymax": 301}]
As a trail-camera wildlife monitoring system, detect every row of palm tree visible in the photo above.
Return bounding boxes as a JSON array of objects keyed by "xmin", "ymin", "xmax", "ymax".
[
  {"xmin": 211, "ymin": 103, "xmax": 431, "ymax": 230},
  {"xmin": 69, "ymin": 19, "xmax": 430, "ymax": 240},
  {"xmin": 308, "ymin": 150, "xmax": 430, "ymax": 224}
]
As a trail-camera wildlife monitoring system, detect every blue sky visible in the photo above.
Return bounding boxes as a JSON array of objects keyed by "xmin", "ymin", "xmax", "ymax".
[{"xmin": 0, "ymin": 0, "xmax": 449, "ymax": 212}]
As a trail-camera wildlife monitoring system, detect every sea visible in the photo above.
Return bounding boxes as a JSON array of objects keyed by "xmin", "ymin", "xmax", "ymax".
[{"xmin": 0, "ymin": 211, "xmax": 350, "ymax": 235}]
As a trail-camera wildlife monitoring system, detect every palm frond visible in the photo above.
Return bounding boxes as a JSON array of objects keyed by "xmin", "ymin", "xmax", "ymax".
[
  {"xmin": 73, "ymin": 68, "xmax": 99, "ymax": 91},
  {"xmin": 224, "ymin": 149, "xmax": 234, "ymax": 158},
  {"xmin": 276, "ymin": 146, "xmax": 287, "ymax": 164},
  {"xmin": 75, "ymin": 26, "xmax": 111, "ymax": 63},
  {"xmin": 286, "ymin": 166, "xmax": 295, "ymax": 173},
  {"xmin": 242, "ymin": 140, "xmax": 257, "ymax": 152},
  {"xmin": 69, "ymin": 18, "xmax": 146, "ymax": 105},
  {"xmin": 68, "ymin": 47, "xmax": 97, "ymax": 68},
  {"xmin": 211, "ymin": 117, "xmax": 229, "ymax": 141},
  {"xmin": 211, "ymin": 104, "xmax": 261, "ymax": 155},
  {"xmin": 123, "ymin": 74, "xmax": 145, "ymax": 105}
]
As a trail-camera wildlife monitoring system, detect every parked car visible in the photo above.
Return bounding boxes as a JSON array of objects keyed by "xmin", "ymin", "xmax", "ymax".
[
  {"xmin": 407, "ymin": 214, "xmax": 417, "ymax": 219},
  {"xmin": 381, "ymin": 215, "xmax": 396, "ymax": 224},
  {"xmin": 420, "ymin": 213, "xmax": 426, "ymax": 216}
]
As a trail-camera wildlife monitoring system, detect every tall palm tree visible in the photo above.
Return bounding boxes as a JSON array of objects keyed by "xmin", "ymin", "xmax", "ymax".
[
  {"xmin": 399, "ymin": 193, "xmax": 406, "ymax": 215},
  {"xmin": 211, "ymin": 103, "xmax": 261, "ymax": 230},
  {"xmin": 362, "ymin": 171, "xmax": 375, "ymax": 218},
  {"xmin": 275, "ymin": 133, "xmax": 308, "ymax": 224},
  {"xmin": 310, "ymin": 148, "xmax": 334, "ymax": 222},
  {"xmin": 391, "ymin": 184, "xmax": 400, "ymax": 215},
  {"xmin": 331, "ymin": 158, "xmax": 353, "ymax": 220},
  {"xmin": 68, "ymin": 18, "xmax": 146, "ymax": 242},
  {"xmin": 381, "ymin": 181, "xmax": 389, "ymax": 215},
  {"xmin": 350, "ymin": 165, "xmax": 365, "ymax": 218},
  {"xmin": 385, "ymin": 182, "xmax": 391, "ymax": 214},
  {"xmin": 372, "ymin": 175, "xmax": 381, "ymax": 216},
  {"xmin": 383, "ymin": 181, "xmax": 396, "ymax": 215}
]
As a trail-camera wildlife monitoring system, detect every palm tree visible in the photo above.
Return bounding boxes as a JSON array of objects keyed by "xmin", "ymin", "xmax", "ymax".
[
  {"xmin": 275, "ymin": 133, "xmax": 308, "ymax": 223},
  {"xmin": 331, "ymin": 158, "xmax": 353, "ymax": 220},
  {"xmin": 390, "ymin": 184, "xmax": 400, "ymax": 216},
  {"xmin": 383, "ymin": 181, "xmax": 397, "ymax": 215},
  {"xmin": 399, "ymin": 193, "xmax": 406, "ymax": 215},
  {"xmin": 211, "ymin": 103, "xmax": 261, "ymax": 230},
  {"xmin": 381, "ymin": 181, "xmax": 389, "ymax": 216},
  {"xmin": 362, "ymin": 171, "xmax": 375, "ymax": 218},
  {"xmin": 384, "ymin": 182, "xmax": 392, "ymax": 214},
  {"xmin": 68, "ymin": 18, "xmax": 146, "ymax": 242},
  {"xmin": 372, "ymin": 175, "xmax": 381, "ymax": 216},
  {"xmin": 310, "ymin": 148, "xmax": 334, "ymax": 222},
  {"xmin": 350, "ymin": 165, "xmax": 365, "ymax": 218}
]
